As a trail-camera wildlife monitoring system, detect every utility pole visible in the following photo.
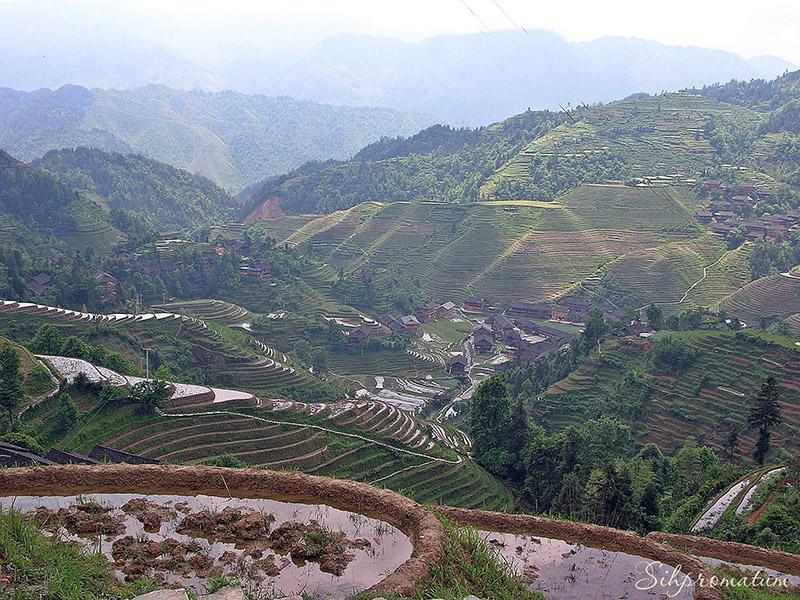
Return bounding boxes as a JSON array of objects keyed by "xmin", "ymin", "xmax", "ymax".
[{"xmin": 144, "ymin": 348, "xmax": 150, "ymax": 380}]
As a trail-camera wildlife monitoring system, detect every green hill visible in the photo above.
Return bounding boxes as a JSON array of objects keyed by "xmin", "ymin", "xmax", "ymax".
[
  {"xmin": 0, "ymin": 84, "xmax": 436, "ymax": 191},
  {"xmin": 0, "ymin": 149, "xmax": 124, "ymax": 255},
  {"xmin": 34, "ymin": 148, "xmax": 238, "ymax": 231}
]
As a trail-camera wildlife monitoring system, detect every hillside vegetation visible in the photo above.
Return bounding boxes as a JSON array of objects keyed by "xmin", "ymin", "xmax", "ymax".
[
  {"xmin": 34, "ymin": 147, "xmax": 238, "ymax": 231},
  {"xmin": 0, "ymin": 84, "xmax": 436, "ymax": 190}
]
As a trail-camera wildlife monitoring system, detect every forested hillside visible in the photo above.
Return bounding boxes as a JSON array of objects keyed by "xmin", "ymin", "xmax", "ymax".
[
  {"xmin": 0, "ymin": 84, "xmax": 436, "ymax": 190},
  {"xmin": 35, "ymin": 147, "xmax": 238, "ymax": 231}
]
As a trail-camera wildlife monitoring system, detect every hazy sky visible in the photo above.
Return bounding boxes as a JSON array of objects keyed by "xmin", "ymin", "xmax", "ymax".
[
  {"xmin": 121, "ymin": 0, "xmax": 800, "ymax": 64},
  {"xmin": 1, "ymin": 0, "xmax": 798, "ymax": 66}
]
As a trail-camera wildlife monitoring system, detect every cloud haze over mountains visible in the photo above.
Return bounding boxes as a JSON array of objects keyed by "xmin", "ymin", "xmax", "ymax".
[{"xmin": 0, "ymin": 1, "xmax": 795, "ymax": 124}]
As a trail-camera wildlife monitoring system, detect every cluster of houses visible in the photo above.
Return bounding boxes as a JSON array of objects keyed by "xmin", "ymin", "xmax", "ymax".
[
  {"xmin": 349, "ymin": 300, "xmax": 458, "ymax": 342},
  {"xmin": 27, "ymin": 271, "xmax": 119, "ymax": 298},
  {"xmin": 695, "ymin": 180, "xmax": 798, "ymax": 242}
]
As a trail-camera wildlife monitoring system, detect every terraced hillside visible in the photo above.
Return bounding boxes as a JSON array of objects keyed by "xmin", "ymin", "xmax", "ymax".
[
  {"xmin": 600, "ymin": 236, "xmax": 750, "ymax": 312},
  {"xmin": 231, "ymin": 183, "xmax": 733, "ymax": 310},
  {"xmin": 539, "ymin": 331, "xmax": 800, "ymax": 458},
  {"xmin": 722, "ymin": 274, "xmax": 800, "ymax": 327},
  {"xmin": 0, "ymin": 302, "xmax": 327, "ymax": 399},
  {"xmin": 482, "ymin": 92, "xmax": 763, "ymax": 197},
  {"xmin": 60, "ymin": 396, "xmax": 513, "ymax": 511}
]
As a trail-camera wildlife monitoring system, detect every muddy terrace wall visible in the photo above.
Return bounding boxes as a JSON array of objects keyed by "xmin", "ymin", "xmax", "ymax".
[
  {"xmin": 0, "ymin": 464, "xmax": 444, "ymax": 597},
  {"xmin": 648, "ymin": 532, "xmax": 800, "ymax": 577}
]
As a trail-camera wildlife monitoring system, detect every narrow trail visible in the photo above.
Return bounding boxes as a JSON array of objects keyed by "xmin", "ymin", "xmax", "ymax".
[
  {"xmin": 657, "ymin": 249, "xmax": 733, "ymax": 307},
  {"xmin": 156, "ymin": 407, "xmax": 462, "ymax": 465}
]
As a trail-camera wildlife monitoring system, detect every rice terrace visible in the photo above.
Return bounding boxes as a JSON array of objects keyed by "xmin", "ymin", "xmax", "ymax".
[{"xmin": 3, "ymin": 6, "xmax": 800, "ymax": 600}]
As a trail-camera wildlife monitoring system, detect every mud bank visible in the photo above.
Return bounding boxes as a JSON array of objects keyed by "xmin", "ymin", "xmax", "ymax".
[
  {"xmin": 437, "ymin": 506, "xmax": 724, "ymax": 600},
  {"xmin": 0, "ymin": 464, "xmax": 443, "ymax": 597},
  {"xmin": 648, "ymin": 532, "xmax": 800, "ymax": 577}
]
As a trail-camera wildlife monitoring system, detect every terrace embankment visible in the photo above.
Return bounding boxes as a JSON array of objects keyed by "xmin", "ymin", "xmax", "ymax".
[
  {"xmin": 5, "ymin": 465, "xmax": 800, "ymax": 599},
  {"xmin": 648, "ymin": 532, "xmax": 800, "ymax": 577}
]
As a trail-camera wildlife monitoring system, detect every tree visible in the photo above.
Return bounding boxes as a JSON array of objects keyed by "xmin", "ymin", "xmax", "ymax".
[
  {"xmin": 130, "ymin": 379, "xmax": 171, "ymax": 414},
  {"xmin": 469, "ymin": 375, "xmax": 512, "ymax": 476},
  {"xmin": 724, "ymin": 427, "xmax": 739, "ymax": 463},
  {"xmin": 645, "ymin": 303, "xmax": 664, "ymax": 330},
  {"xmin": 55, "ymin": 393, "xmax": 78, "ymax": 433},
  {"xmin": 0, "ymin": 345, "xmax": 24, "ymax": 425},
  {"xmin": 29, "ymin": 324, "xmax": 63, "ymax": 354},
  {"xmin": 581, "ymin": 308, "xmax": 609, "ymax": 351},
  {"xmin": 312, "ymin": 349, "xmax": 329, "ymax": 375},
  {"xmin": 749, "ymin": 377, "xmax": 782, "ymax": 465}
]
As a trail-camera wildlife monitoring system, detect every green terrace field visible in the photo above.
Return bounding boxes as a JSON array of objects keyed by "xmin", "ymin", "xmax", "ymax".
[
  {"xmin": 49, "ymin": 394, "xmax": 513, "ymax": 511},
  {"xmin": 539, "ymin": 330, "xmax": 800, "ymax": 459},
  {"xmin": 231, "ymin": 183, "xmax": 718, "ymax": 308},
  {"xmin": 600, "ymin": 235, "xmax": 751, "ymax": 312},
  {"xmin": 483, "ymin": 92, "xmax": 762, "ymax": 196},
  {"xmin": 722, "ymin": 274, "xmax": 800, "ymax": 328}
]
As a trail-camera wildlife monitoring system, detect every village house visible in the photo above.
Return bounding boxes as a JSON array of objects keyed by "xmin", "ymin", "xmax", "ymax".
[
  {"xmin": 348, "ymin": 324, "xmax": 373, "ymax": 344},
  {"xmin": 400, "ymin": 315, "xmax": 420, "ymax": 334},
  {"xmin": 704, "ymin": 180, "xmax": 723, "ymax": 191},
  {"xmin": 715, "ymin": 211, "xmax": 735, "ymax": 221},
  {"xmin": 437, "ymin": 301, "xmax": 457, "ymax": 318},
  {"xmin": 550, "ymin": 306, "xmax": 570, "ymax": 321},
  {"xmin": 695, "ymin": 211, "xmax": 713, "ymax": 224},
  {"xmin": 507, "ymin": 301, "xmax": 551, "ymax": 319},
  {"xmin": 447, "ymin": 354, "xmax": 469, "ymax": 378},
  {"xmin": 94, "ymin": 271, "xmax": 118, "ymax": 296},
  {"xmin": 420, "ymin": 302, "xmax": 439, "ymax": 320},
  {"xmin": 473, "ymin": 331, "xmax": 494, "ymax": 354},
  {"xmin": 377, "ymin": 314, "xmax": 409, "ymax": 335},
  {"xmin": 27, "ymin": 272, "xmax": 52, "ymax": 296},
  {"xmin": 462, "ymin": 296, "xmax": 491, "ymax": 313}
]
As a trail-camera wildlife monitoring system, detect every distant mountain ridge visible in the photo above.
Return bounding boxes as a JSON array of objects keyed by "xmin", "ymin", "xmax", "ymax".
[{"xmin": 0, "ymin": 85, "xmax": 436, "ymax": 191}]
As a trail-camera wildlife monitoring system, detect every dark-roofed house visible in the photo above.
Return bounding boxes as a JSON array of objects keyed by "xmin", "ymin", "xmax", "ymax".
[
  {"xmin": 518, "ymin": 339, "xmax": 559, "ymax": 364},
  {"xmin": 420, "ymin": 302, "xmax": 439, "ymax": 320},
  {"xmin": 473, "ymin": 331, "xmax": 494, "ymax": 354},
  {"xmin": 705, "ymin": 180, "xmax": 723, "ymax": 190},
  {"xmin": 695, "ymin": 212, "xmax": 713, "ymax": 224},
  {"xmin": 378, "ymin": 314, "xmax": 409, "ymax": 335},
  {"xmin": 503, "ymin": 328, "xmax": 522, "ymax": 350},
  {"xmin": 348, "ymin": 324, "xmax": 373, "ymax": 344},
  {"xmin": 463, "ymin": 297, "xmax": 491, "ymax": 313},
  {"xmin": 437, "ymin": 302, "xmax": 456, "ymax": 318},
  {"xmin": 94, "ymin": 271, "xmax": 118, "ymax": 296},
  {"xmin": 486, "ymin": 314, "xmax": 512, "ymax": 330},
  {"xmin": 448, "ymin": 354, "xmax": 469, "ymax": 378},
  {"xmin": 711, "ymin": 222, "xmax": 733, "ymax": 235},
  {"xmin": 550, "ymin": 306, "xmax": 570, "ymax": 321},
  {"xmin": 507, "ymin": 301, "xmax": 551, "ymax": 319},
  {"xmin": 44, "ymin": 448, "xmax": 101, "ymax": 465},
  {"xmin": 88, "ymin": 445, "xmax": 160, "ymax": 465},
  {"xmin": 400, "ymin": 315, "xmax": 420, "ymax": 334},
  {"xmin": 414, "ymin": 308, "xmax": 429, "ymax": 324},
  {"xmin": 715, "ymin": 211, "xmax": 735, "ymax": 221},
  {"xmin": 737, "ymin": 183, "xmax": 758, "ymax": 195},
  {"xmin": 557, "ymin": 297, "xmax": 592, "ymax": 313},
  {"xmin": 27, "ymin": 272, "xmax": 52, "ymax": 296}
]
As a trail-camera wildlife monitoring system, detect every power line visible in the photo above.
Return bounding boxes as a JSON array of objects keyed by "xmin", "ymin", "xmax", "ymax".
[
  {"xmin": 457, "ymin": 0, "xmax": 490, "ymax": 33},
  {"xmin": 490, "ymin": 0, "xmax": 528, "ymax": 33}
]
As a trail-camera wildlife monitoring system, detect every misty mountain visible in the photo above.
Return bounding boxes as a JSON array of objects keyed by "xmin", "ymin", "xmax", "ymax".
[
  {"xmin": 272, "ymin": 31, "xmax": 795, "ymax": 123},
  {"xmin": 0, "ymin": 85, "xmax": 436, "ymax": 191}
]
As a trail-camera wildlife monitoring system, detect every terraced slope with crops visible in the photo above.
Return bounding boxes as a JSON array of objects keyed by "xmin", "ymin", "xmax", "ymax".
[
  {"xmin": 236, "ymin": 182, "xmax": 731, "ymax": 309},
  {"xmin": 722, "ymin": 274, "xmax": 800, "ymax": 326},
  {"xmin": 58, "ymin": 394, "xmax": 513, "ymax": 511},
  {"xmin": 540, "ymin": 331, "xmax": 800, "ymax": 458}
]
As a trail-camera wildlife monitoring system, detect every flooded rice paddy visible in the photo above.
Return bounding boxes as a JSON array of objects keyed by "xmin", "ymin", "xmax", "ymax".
[
  {"xmin": 480, "ymin": 531, "xmax": 695, "ymax": 599},
  {"xmin": 1, "ymin": 493, "xmax": 413, "ymax": 598}
]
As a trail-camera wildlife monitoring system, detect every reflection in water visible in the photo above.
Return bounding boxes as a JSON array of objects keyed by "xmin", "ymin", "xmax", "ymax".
[
  {"xmin": 1, "ymin": 494, "xmax": 412, "ymax": 597},
  {"xmin": 480, "ymin": 531, "xmax": 695, "ymax": 599}
]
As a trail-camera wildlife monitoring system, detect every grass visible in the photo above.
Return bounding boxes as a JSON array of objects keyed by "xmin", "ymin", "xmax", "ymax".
[
  {"xmin": 0, "ymin": 506, "xmax": 155, "ymax": 600},
  {"xmin": 351, "ymin": 513, "xmax": 543, "ymax": 600}
]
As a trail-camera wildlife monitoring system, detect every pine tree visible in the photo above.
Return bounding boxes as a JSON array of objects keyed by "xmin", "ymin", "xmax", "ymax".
[{"xmin": 748, "ymin": 377, "xmax": 782, "ymax": 465}]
